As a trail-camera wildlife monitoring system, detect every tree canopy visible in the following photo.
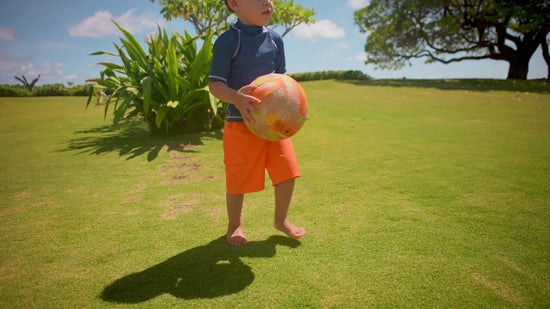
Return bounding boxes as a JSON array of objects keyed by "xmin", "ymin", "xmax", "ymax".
[
  {"xmin": 354, "ymin": 0, "xmax": 550, "ymax": 79},
  {"xmin": 150, "ymin": 0, "xmax": 315, "ymax": 38}
]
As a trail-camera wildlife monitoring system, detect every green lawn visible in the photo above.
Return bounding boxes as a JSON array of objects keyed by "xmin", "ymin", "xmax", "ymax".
[{"xmin": 1, "ymin": 80, "xmax": 549, "ymax": 308}]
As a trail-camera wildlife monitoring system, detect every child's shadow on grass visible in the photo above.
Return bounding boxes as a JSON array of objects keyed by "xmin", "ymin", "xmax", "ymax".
[{"xmin": 100, "ymin": 235, "xmax": 300, "ymax": 303}]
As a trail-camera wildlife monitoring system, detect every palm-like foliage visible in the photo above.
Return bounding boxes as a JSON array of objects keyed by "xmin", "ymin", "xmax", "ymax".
[
  {"xmin": 87, "ymin": 21, "xmax": 223, "ymax": 134},
  {"xmin": 14, "ymin": 74, "xmax": 41, "ymax": 91}
]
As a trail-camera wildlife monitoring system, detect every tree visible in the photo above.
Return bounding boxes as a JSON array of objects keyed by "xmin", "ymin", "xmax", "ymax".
[
  {"xmin": 354, "ymin": 0, "xmax": 550, "ymax": 80},
  {"xmin": 14, "ymin": 74, "xmax": 41, "ymax": 91},
  {"xmin": 150, "ymin": 0, "xmax": 315, "ymax": 38},
  {"xmin": 270, "ymin": 0, "xmax": 315, "ymax": 37}
]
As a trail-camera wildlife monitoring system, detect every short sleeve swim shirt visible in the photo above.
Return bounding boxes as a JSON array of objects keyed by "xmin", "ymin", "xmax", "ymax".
[{"xmin": 209, "ymin": 20, "xmax": 286, "ymax": 122}]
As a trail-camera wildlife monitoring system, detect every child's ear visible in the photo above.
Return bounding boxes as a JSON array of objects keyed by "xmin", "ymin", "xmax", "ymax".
[{"xmin": 227, "ymin": 0, "xmax": 239, "ymax": 13}]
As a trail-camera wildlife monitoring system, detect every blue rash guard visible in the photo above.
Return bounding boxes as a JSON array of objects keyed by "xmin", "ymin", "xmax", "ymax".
[{"xmin": 209, "ymin": 20, "xmax": 286, "ymax": 122}]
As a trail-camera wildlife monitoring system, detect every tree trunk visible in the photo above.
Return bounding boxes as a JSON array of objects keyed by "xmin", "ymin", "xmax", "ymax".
[
  {"xmin": 503, "ymin": 31, "xmax": 544, "ymax": 80},
  {"xmin": 507, "ymin": 58, "xmax": 529, "ymax": 80},
  {"xmin": 540, "ymin": 39, "xmax": 550, "ymax": 79}
]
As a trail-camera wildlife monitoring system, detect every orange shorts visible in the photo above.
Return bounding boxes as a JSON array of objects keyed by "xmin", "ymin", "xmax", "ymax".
[{"xmin": 223, "ymin": 122, "xmax": 300, "ymax": 194}]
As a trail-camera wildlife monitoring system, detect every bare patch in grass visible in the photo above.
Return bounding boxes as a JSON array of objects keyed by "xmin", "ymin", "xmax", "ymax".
[
  {"xmin": 0, "ymin": 200, "xmax": 54, "ymax": 218},
  {"xmin": 128, "ymin": 183, "xmax": 147, "ymax": 194},
  {"xmin": 13, "ymin": 192, "xmax": 30, "ymax": 199},
  {"xmin": 158, "ymin": 151, "xmax": 218, "ymax": 184},
  {"xmin": 321, "ymin": 294, "xmax": 342, "ymax": 307},
  {"xmin": 464, "ymin": 119, "xmax": 495, "ymax": 124},
  {"xmin": 334, "ymin": 203, "xmax": 355, "ymax": 213},
  {"xmin": 201, "ymin": 175, "xmax": 218, "ymax": 181},
  {"xmin": 123, "ymin": 196, "xmax": 141, "ymax": 203},
  {"xmin": 159, "ymin": 193, "xmax": 223, "ymax": 219},
  {"xmin": 0, "ymin": 260, "xmax": 22, "ymax": 281},
  {"xmin": 0, "ymin": 207, "xmax": 24, "ymax": 218},
  {"xmin": 158, "ymin": 153, "xmax": 200, "ymax": 185},
  {"xmin": 31, "ymin": 201, "xmax": 54, "ymax": 207},
  {"xmin": 497, "ymin": 257, "xmax": 550, "ymax": 293},
  {"xmin": 162, "ymin": 202, "xmax": 196, "ymax": 219},
  {"xmin": 473, "ymin": 273, "xmax": 524, "ymax": 305}
]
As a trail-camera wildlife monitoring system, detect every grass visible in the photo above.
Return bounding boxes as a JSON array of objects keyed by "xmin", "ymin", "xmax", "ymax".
[{"xmin": 1, "ymin": 79, "xmax": 549, "ymax": 308}]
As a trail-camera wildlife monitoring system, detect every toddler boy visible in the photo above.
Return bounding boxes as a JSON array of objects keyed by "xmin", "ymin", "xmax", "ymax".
[{"xmin": 209, "ymin": 0, "xmax": 306, "ymax": 245}]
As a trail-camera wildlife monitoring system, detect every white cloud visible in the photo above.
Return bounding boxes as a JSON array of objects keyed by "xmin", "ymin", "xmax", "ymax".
[
  {"xmin": 68, "ymin": 9, "xmax": 165, "ymax": 38},
  {"xmin": 15, "ymin": 61, "xmax": 78, "ymax": 83},
  {"xmin": 347, "ymin": 0, "xmax": 370, "ymax": 9},
  {"xmin": 0, "ymin": 26, "xmax": 17, "ymax": 40},
  {"xmin": 292, "ymin": 19, "xmax": 346, "ymax": 42},
  {"xmin": 63, "ymin": 74, "xmax": 79, "ymax": 81},
  {"xmin": 18, "ymin": 62, "xmax": 46, "ymax": 78},
  {"xmin": 0, "ymin": 51, "xmax": 18, "ymax": 72},
  {"xmin": 0, "ymin": 59, "xmax": 16, "ymax": 71},
  {"xmin": 0, "ymin": 58, "xmax": 17, "ymax": 72},
  {"xmin": 346, "ymin": 52, "xmax": 368, "ymax": 62},
  {"xmin": 337, "ymin": 42, "xmax": 350, "ymax": 49}
]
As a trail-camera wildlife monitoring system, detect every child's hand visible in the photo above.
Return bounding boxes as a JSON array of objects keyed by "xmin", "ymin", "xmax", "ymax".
[{"xmin": 235, "ymin": 85, "xmax": 261, "ymax": 124}]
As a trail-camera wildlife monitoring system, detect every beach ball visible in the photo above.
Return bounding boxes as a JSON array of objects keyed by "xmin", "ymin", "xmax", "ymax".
[{"xmin": 246, "ymin": 73, "xmax": 308, "ymax": 141}]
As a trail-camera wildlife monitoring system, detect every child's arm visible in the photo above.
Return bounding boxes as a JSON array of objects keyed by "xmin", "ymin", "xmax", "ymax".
[{"xmin": 209, "ymin": 81, "xmax": 260, "ymax": 124}]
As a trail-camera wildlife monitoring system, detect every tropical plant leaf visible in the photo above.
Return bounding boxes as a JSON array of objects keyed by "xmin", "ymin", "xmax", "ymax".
[
  {"xmin": 113, "ymin": 20, "xmax": 149, "ymax": 70},
  {"xmin": 155, "ymin": 105, "xmax": 168, "ymax": 128},
  {"xmin": 90, "ymin": 51, "xmax": 119, "ymax": 56},
  {"xmin": 86, "ymin": 84, "xmax": 107, "ymax": 108},
  {"xmin": 114, "ymin": 96, "xmax": 132, "ymax": 123},
  {"xmin": 189, "ymin": 31, "xmax": 213, "ymax": 87},
  {"xmin": 143, "ymin": 76, "xmax": 153, "ymax": 117},
  {"xmin": 175, "ymin": 75, "xmax": 192, "ymax": 90},
  {"xmin": 96, "ymin": 62, "xmax": 123, "ymax": 71},
  {"xmin": 206, "ymin": 86, "xmax": 219, "ymax": 116},
  {"xmin": 166, "ymin": 36, "xmax": 179, "ymax": 99}
]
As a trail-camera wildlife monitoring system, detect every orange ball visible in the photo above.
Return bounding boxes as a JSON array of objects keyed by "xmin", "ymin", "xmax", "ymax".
[{"xmin": 246, "ymin": 73, "xmax": 308, "ymax": 141}]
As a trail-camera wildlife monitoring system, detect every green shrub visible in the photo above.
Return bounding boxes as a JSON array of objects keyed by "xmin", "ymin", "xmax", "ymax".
[
  {"xmin": 337, "ymin": 70, "xmax": 370, "ymax": 81},
  {"xmin": 290, "ymin": 70, "xmax": 371, "ymax": 82},
  {"xmin": 33, "ymin": 84, "xmax": 71, "ymax": 96},
  {"xmin": 70, "ymin": 84, "xmax": 93, "ymax": 96},
  {"xmin": 87, "ymin": 22, "xmax": 223, "ymax": 135},
  {"xmin": 0, "ymin": 84, "xmax": 32, "ymax": 97},
  {"xmin": 0, "ymin": 83, "xmax": 93, "ymax": 97}
]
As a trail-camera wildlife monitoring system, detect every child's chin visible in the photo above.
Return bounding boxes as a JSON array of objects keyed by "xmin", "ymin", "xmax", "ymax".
[
  {"xmin": 258, "ymin": 14, "xmax": 272, "ymax": 24},
  {"xmin": 258, "ymin": 18, "xmax": 271, "ymax": 26}
]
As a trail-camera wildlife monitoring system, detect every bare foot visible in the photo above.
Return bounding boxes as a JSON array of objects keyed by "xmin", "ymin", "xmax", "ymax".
[
  {"xmin": 227, "ymin": 225, "xmax": 248, "ymax": 246},
  {"xmin": 275, "ymin": 219, "xmax": 306, "ymax": 239}
]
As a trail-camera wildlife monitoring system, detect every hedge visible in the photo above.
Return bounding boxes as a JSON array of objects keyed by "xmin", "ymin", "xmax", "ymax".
[
  {"xmin": 1, "ymin": 71, "xmax": 371, "ymax": 97},
  {"xmin": 0, "ymin": 83, "xmax": 93, "ymax": 97},
  {"xmin": 290, "ymin": 70, "xmax": 371, "ymax": 82}
]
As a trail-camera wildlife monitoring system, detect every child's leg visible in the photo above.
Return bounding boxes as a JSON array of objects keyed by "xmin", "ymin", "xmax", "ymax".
[
  {"xmin": 223, "ymin": 122, "xmax": 264, "ymax": 246},
  {"xmin": 274, "ymin": 178, "xmax": 306, "ymax": 238},
  {"xmin": 226, "ymin": 192, "xmax": 248, "ymax": 245}
]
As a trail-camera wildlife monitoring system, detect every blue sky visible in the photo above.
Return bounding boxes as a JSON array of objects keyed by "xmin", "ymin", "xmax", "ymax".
[{"xmin": 0, "ymin": 0, "xmax": 547, "ymax": 85}]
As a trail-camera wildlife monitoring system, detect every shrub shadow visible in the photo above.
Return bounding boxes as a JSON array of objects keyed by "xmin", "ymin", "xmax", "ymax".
[
  {"xmin": 61, "ymin": 118, "xmax": 223, "ymax": 161},
  {"xmin": 341, "ymin": 79, "xmax": 549, "ymax": 94},
  {"xmin": 100, "ymin": 235, "xmax": 301, "ymax": 303}
]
